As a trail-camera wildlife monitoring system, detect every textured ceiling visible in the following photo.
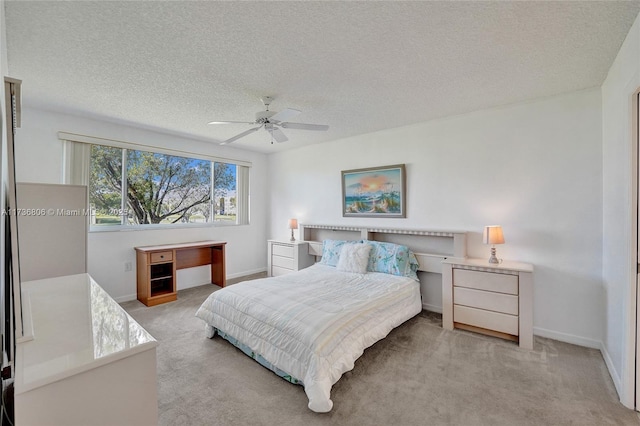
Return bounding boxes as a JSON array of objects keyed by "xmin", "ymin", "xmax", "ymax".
[{"xmin": 5, "ymin": 1, "xmax": 640, "ymax": 154}]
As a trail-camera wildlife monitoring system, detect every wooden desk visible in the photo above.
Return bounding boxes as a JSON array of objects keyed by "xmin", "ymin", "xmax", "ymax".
[{"xmin": 135, "ymin": 240, "xmax": 226, "ymax": 306}]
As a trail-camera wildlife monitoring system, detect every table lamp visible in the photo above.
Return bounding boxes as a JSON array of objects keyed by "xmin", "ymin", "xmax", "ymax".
[
  {"xmin": 482, "ymin": 225, "xmax": 504, "ymax": 264},
  {"xmin": 288, "ymin": 218, "xmax": 298, "ymax": 242}
]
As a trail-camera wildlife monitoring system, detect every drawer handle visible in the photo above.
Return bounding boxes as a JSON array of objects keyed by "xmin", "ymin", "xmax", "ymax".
[{"xmin": 160, "ymin": 255, "xmax": 164, "ymax": 259}]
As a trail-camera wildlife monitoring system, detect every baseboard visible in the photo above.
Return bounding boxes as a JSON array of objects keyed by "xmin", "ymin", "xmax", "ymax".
[
  {"xmin": 178, "ymin": 280, "xmax": 211, "ymax": 291},
  {"xmin": 423, "ymin": 302, "xmax": 442, "ymax": 313},
  {"xmin": 532, "ymin": 326, "xmax": 601, "ymax": 349},
  {"xmin": 115, "ymin": 293, "xmax": 138, "ymax": 303},
  {"xmin": 227, "ymin": 267, "xmax": 267, "ymax": 280},
  {"xmin": 114, "ymin": 268, "xmax": 268, "ymax": 304},
  {"xmin": 599, "ymin": 341, "xmax": 624, "ymax": 405}
]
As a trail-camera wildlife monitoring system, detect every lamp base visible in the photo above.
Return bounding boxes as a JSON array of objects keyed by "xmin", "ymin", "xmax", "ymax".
[
  {"xmin": 488, "ymin": 246, "xmax": 499, "ymax": 264},
  {"xmin": 290, "ymin": 229, "xmax": 295, "ymax": 242}
]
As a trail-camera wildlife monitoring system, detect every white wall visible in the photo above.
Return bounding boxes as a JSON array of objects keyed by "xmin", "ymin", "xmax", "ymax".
[
  {"xmin": 14, "ymin": 107, "xmax": 269, "ymax": 301},
  {"xmin": 601, "ymin": 12, "xmax": 640, "ymax": 409},
  {"xmin": 268, "ymin": 89, "xmax": 604, "ymax": 349},
  {"xmin": 1, "ymin": 0, "xmax": 9, "ymax": 364}
]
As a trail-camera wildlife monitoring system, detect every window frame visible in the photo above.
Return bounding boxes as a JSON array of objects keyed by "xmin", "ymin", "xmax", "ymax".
[{"xmin": 59, "ymin": 132, "xmax": 251, "ymax": 232}]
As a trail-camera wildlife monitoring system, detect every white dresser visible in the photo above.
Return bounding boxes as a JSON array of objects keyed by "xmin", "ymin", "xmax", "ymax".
[
  {"xmin": 442, "ymin": 258, "xmax": 534, "ymax": 349},
  {"xmin": 15, "ymin": 274, "xmax": 158, "ymax": 425},
  {"xmin": 267, "ymin": 240, "xmax": 315, "ymax": 277}
]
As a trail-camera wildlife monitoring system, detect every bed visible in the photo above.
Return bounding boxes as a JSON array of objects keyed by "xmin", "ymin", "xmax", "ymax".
[{"xmin": 196, "ymin": 226, "xmax": 467, "ymax": 412}]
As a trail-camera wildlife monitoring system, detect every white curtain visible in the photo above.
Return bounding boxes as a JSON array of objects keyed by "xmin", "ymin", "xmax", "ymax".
[
  {"xmin": 236, "ymin": 165, "xmax": 250, "ymax": 225},
  {"xmin": 62, "ymin": 140, "xmax": 90, "ymax": 186}
]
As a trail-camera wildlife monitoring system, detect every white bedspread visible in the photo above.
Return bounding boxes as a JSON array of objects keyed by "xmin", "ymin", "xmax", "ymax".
[{"xmin": 195, "ymin": 263, "xmax": 422, "ymax": 412}]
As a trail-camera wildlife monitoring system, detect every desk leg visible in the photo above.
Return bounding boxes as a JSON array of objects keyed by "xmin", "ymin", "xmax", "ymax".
[{"xmin": 211, "ymin": 246, "xmax": 226, "ymax": 287}]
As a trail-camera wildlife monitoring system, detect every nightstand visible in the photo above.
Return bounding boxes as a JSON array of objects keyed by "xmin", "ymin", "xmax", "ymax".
[
  {"xmin": 267, "ymin": 240, "xmax": 315, "ymax": 277},
  {"xmin": 442, "ymin": 258, "xmax": 534, "ymax": 349}
]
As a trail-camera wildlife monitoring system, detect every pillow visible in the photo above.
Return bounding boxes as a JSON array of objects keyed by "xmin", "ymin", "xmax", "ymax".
[
  {"xmin": 320, "ymin": 239, "xmax": 359, "ymax": 267},
  {"xmin": 336, "ymin": 243, "xmax": 372, "ymax": 274},
  {"xmin": 364, "ymin": 240, "xmax": 420, "ymax": 281}
]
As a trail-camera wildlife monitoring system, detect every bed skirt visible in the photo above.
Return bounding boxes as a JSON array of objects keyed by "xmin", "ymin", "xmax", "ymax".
[{"xmin": 207, "ymin": 325, "xmax": 303, "ymax": 385}]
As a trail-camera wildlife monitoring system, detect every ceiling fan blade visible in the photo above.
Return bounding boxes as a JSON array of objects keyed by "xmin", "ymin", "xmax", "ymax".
[
  {"xmin": 271, "ymin": 127, "xmax": 288, "ymax": 143},
  {"xmin": 219, "ymin": 126, "xmax": 262, "ymax": 145},
  {"xmin": 280, "ymin": 122, "xmax": 329, "ymax": 131},
  {"xmin": 208, "ymin": 120, "xmax": 255, "ymax": 125},
  {"xmin": 269, "ymin": 108, "xmax": 301, "ymax": 123}
]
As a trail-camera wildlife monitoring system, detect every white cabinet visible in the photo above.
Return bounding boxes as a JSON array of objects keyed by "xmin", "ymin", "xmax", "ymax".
[
  {"xmin": 13, "ymin": 183, "xmax": 159, "ymax": 424},
  {"xmin": 15, "ymin": 274, "xmax": 158, "ymax": 425},
  {"xmin": 268, "ymin": 240, "xmax": 315, "ymax": 277},
  {"xmin": 442, "ymin": 258, "xmax": 534, "ymax": 349}
]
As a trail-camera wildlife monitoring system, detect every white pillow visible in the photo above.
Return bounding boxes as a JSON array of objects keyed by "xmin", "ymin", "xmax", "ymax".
[{"xmin": 336, "ymin": 243, "xmax": 371, "ymax": 274}]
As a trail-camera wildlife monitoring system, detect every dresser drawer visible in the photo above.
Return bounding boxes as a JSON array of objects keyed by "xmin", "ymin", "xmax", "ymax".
[
  {"xmin": 272, "ymin": 255, "xmax": 294, "ymax": 270},
  {"xmin": 150, "ymin": 251, "xmax": 173, "ymax": 263},
  {"xmin": 454, "ymin": 304, "xmax": 519, "ymax": 335},
  {"xmin": 272, "ymin": 244, "xmax": 294, "ymax": 258},
  {"xmin": 453, "ymin": 287, "xmax": 518, "ymax": 315},
  {"xmin": 453, "ymin": 268, "xmax": 518, "ymax": 295}
]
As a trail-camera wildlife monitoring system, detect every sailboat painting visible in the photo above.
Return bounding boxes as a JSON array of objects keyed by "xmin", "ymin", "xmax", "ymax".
[{"xmin": 342, "ymin": 164, "xmax": 406, "ymax": 218}]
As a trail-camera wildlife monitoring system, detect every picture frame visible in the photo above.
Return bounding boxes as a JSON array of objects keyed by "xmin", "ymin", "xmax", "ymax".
[{"xmin": 342, "ymin": 164, "xmax": 406, "ymax": 218}]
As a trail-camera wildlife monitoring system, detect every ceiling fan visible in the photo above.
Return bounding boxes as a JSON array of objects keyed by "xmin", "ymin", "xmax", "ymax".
[{"xmin": 208, "ymin": 96, "xmax": 329, "ymax": 145}]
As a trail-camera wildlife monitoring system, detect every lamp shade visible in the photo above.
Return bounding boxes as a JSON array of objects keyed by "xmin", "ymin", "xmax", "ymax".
[
  {"xmin": 288, "ymin": 218, "xmax": 298, "ymax": 230},
  {"xmin": 483, "ymin": 225, "xmax": 505, "ymax": 245}
]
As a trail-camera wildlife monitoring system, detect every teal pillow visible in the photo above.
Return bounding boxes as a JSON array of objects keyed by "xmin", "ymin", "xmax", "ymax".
[{"xmin": 364, "ymin": 240, "xmax": 420, "ymax": 281}]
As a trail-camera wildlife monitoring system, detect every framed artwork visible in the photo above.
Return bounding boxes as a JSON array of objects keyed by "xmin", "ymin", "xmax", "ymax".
[{"xmin": 341, "ymin": 164, "xmax": 406, "ymax": 218}]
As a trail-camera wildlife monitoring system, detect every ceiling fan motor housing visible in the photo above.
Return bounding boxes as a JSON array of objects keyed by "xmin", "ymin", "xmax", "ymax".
[{"xmin": 255, "ymin": 110, "xmax": 276, "ymax": 124}]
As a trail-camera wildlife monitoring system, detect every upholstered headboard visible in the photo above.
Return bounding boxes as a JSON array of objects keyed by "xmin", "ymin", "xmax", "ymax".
[{"xmin": 299, "ymin": 224, "xmax": 467, "ymax": 274}]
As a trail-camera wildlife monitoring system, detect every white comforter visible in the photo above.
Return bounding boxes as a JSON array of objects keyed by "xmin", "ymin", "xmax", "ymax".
[{"xmin": 195, "ymin": 263, "xmax": 422, "ymax": 412}]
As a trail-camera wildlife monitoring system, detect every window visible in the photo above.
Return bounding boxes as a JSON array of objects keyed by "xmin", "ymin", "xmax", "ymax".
[{"xmin": 87, "ymin": 144, "xmax": 247, "ymax": 228}]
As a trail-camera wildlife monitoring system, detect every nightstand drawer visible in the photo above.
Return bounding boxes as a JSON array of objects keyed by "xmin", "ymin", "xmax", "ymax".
[
  {"xmin": 454, "ymin": 304, "xmax": 519, "ymax": 335},
  {"xmin": 150, "ymin": 251, "xmax": 173, "ymax": 263},
  {"xmin": 454, "ymin": 287, "xmax": 518, "ymax": 315},
  {"xmin": 272, "ymin": 244, "xmax": 294, "ymax": 258},
  {"xmin": 271, "ymin": 265, "xmax": 292, "ymax": 277},
  {"xmin": 267, "ymin": 240, "xmax": 315, "ymax": 278},
  {"xmin": 272, "ymin": 255, "xmax": 295, "ymax": 270},
  {"xmin": 453, "ymin": 269, "xmax": 518, "ymax": 295}
]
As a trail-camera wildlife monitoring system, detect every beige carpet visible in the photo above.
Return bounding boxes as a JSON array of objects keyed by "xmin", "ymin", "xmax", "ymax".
[{"xmin": 121, "ymin": 278, "xmax": 640, "ymax": 426}]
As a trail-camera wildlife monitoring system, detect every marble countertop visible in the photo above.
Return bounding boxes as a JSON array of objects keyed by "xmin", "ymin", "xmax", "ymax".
[{"xmin": 15, "ymin": 273, "xmax": 157, "ymax": 394}]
